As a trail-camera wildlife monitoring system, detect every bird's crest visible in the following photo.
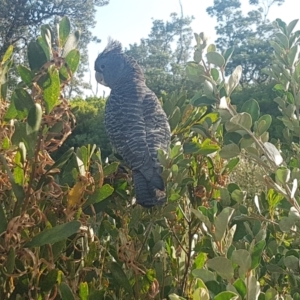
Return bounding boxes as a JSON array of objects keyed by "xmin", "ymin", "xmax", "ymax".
[{"xmin": 102, "ymin": 39, "xmax": 122, "ymax": 56}]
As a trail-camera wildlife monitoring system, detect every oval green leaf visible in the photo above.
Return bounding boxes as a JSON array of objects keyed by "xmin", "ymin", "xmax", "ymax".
[{"xmin": 25, "ymin": 220, "xmax": 81, "ymax": 247}]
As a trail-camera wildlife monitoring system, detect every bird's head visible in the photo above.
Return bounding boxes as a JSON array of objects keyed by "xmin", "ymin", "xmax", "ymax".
[{"xmin": 95, "ymin": 39, "xmax": 144, "ymax": 88}]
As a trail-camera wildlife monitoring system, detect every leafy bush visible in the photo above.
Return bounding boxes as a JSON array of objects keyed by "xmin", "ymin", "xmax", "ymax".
[{"xmin": 2, "ymin": 15, "xmax": 300, "ymax": 300}]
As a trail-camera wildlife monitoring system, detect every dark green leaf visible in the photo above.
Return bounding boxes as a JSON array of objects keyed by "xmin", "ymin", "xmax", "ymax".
[
  {"xmin": 18, "ymin": 65, "xmax": 33, "ymax": 86},
  {"xmin": 241, "ymin": 99, "xmax": 260, "ymax": 122},
  {"xmin": 25, "ymin": 220, "xmax": 81, "ymax": 247},
  {"xmin": 108, "ymin": 262, "xmax": 133, "ymax": 296},
  {"xmin": 59, "ymin": 283, "xmax": 76, "ymax": 300},
  {"xmin": 251, "ymin": 240, "xmax": 266, "ymax": 270},
  {"xmin": 27, "ymin": 40, "xmax": 48, "ymax": 71}
]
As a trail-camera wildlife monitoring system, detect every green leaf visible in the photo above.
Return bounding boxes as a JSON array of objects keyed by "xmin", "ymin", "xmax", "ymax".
[
  {"xmin": 256, "ymin": 115, "xmax": 272, "ymax": 136},
  {"xmin": 41, "ymin": 24, "xmax": 53, "ymax": 51},
  {"xmin": 103, "ymin": 162, "xmax": 119, "ymax": 176},
  {"xmin": 39, "ymin": 269, "xmax": 59, "ymax": 293},
  {"xmin": 79, "ymin": 282, "xmax": 89, "ymax": 300},
  {"xmin": 169, "ymin": 107, "xmax": 181, "ymax": 130},
  {"xmin": 42, "ymin": 67, "xmax": 60, "ymax": 113},
  {"xmin": 186, "ymin": 62, "xmax": 206, "ymax": 82},
  {"xmin": 241, "ymin": 99, "xmax": 260, "ymax": 122},
  {"xmin": 214, "ymin": 207, "xmax": 235, "ymax": 241},
  {"xmin": 206, "ymin": 257, "xmax": 234, "ymax": 281},
  {"xmin": 251, "ymin": 240, "xmax": 266, "ymax": 270},
  {"xmin": 231, "ymin": 189, "xmax": 245, "ymax": 203},
  {"xmin": 219, "ymin": 144, "xmax": 240, "ymax": 159},
  {"xmin": 4, "ymin": 247, "xmax": 15, "ymax": 274},
  {"xmin": 192, "ymin": 269, "xmax": 215, "ymax": 282},
  {"xmin": 60, "ymin": 49, "xmax": 80, "ymax": 80},
  {"xmin": 288, "ymin": 45, "xmax": 299, "ymax": 66},
  {"xmin": 198, "ymin": 139, "xmax": 220, "ymax": 155},
  {"xmin": 59, "ymin": 16, "xmax": 71, "ymax": 47},
  {"xmin": 13, "ymin": 88, "xmax": 35, "ymax": 119},
  {"xmin": 226, "ymin": 113, "xmax": 252, "ymax": 132},
  {"xmin": 224, "ymin": 157, "xmax": 239, "ymax": 173},
  {"xmin": 211, "ymin": 68, "xmax": 219, "ymax": 81},
  {"xmin": 25, "ymin": 220, "xmax": 81, "ymax": 247},
  {"xmin": 169, "ymin": 294, "xmax": 186, "ymax": 300},
  {"xmin": 26, "ymin": 103, "xmax": 42, "ymax": 135},
  {"xmin": 59, "ymin": 283, "xmax": 76, "ymax": 300},
  {"xmin": 265, "ymin": 288, "xmax": 278, "ymax": 300},
  {"xmin": 2, "ymin": 45, "xmax": 13, "ymax": 63},
  {"xmin": 47, "ymin": 148, "xmax": 74, "ymax": 172},
  {"xmin": 27, "ymin": 40, "xmax": 48, "ymax": 71},
  {"xmin": 62, "ymin": 31, "xmax": 81, "ymax": 57},
  {"xmin": 207, "ymin": 51, "xmax": 225, "ymax": 68},
  {"xmin": 287, "ymin": 19, "xmax": 299, "ymax": 36},
  {"xmin": 193, "ymin": 287, "xmax": 210, "ymax": 300},
  {"xmin": 37, "ymin": 36, "xmax": 50, "ymax": 61},
  {"xmin": 95, "ymin": 184, "xmax": 114, "ymax": 203},
  {"xmin": 0, "ymin": 204, "xmax": 7, "ymax": 235},
  {"xmin": 214, "ymin": 291, "xmax": 239, "ymax": 300},
  {"xmin": 275, "ymin": 167, "xmax": 291, "ymax": 184},
  {"xmin": 275, "ymin": 32, "xmax": 289, "ymax": 49},
  {"xmin": 231, "ymin": 249, "xmax": 252, "ymax": 277},
  {"xmin": 223, "ymin": 47, "xmax": 234, "ymax": 67},
  {"xmin": 233, "ymin": 278, "xmax": 247, "ymax": 298},
  {"xmin": 108, "ymin": 262, "xmax": 133, "ymax": 296},
  {"xmin": 18, "ymin": 65, "xmax": 33, "ymax": 86},
  {"xmin": 191, "ymin": 93, "xmax": 217, "ymax": 106}
]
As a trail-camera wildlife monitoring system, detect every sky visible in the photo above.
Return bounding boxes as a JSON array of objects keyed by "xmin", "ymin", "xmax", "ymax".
[{"xmin": 86, "ymin": 0, "xmax": 300, "ymax": 96}]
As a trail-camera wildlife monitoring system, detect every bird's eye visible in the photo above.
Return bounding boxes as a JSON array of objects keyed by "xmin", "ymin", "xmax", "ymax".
[{"xmin": 101, "ymin": 64, "xmax": 105, "ymax": 69}]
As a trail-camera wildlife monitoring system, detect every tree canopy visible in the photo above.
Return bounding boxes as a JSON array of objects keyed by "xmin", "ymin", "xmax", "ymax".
[
  {"xmin": 207, "ymin": 0, "xmax": 285, "ymax": 84},
  {"xmin": 0, "ymin": 0, "xmax": 108, "ymax": 95}
]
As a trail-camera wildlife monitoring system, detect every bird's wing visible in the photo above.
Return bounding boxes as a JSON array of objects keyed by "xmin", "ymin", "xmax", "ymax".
[{"xmin": 105, "ymin": 86, "xmax": 154, "ymax": 173}]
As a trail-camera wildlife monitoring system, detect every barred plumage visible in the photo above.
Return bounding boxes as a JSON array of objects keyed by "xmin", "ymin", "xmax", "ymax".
[{"xmin": 95, "ymin": 40, "xmax": 170, "ymax": 207}]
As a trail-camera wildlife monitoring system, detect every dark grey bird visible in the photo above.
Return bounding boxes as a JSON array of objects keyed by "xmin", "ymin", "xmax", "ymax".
[{"xmin": 94, "ymin": 40, "xmax": 171, "ymax": 207}]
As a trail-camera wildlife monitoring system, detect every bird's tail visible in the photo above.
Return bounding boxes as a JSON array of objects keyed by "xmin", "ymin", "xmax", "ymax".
[{"xmin": 132, "ymin": 170, "xmax": 166, "ymax": 208}]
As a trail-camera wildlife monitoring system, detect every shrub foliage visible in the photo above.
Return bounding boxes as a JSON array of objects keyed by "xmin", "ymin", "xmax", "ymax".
[{"xmin": 2, "ymin": 16, "xmax": 300, "ymax": 300}]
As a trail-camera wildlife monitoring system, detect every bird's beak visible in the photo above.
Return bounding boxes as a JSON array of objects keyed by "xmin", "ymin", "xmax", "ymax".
[{"xmin": 95, "ymin": 71, "xmax": 108, "ymax": 86}]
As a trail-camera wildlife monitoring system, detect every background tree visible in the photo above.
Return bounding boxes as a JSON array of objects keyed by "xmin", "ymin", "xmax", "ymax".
[
  {"xmin": 206, "ymin": 0, "xmax": 285, "ymax": 84},
  {"xmin": 125, "ymin": 12, "xmax": 195, "ymax": 97},
  {"xmin": 0, "ymin": 0, "xmax": 109, "ymax": 95}
]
